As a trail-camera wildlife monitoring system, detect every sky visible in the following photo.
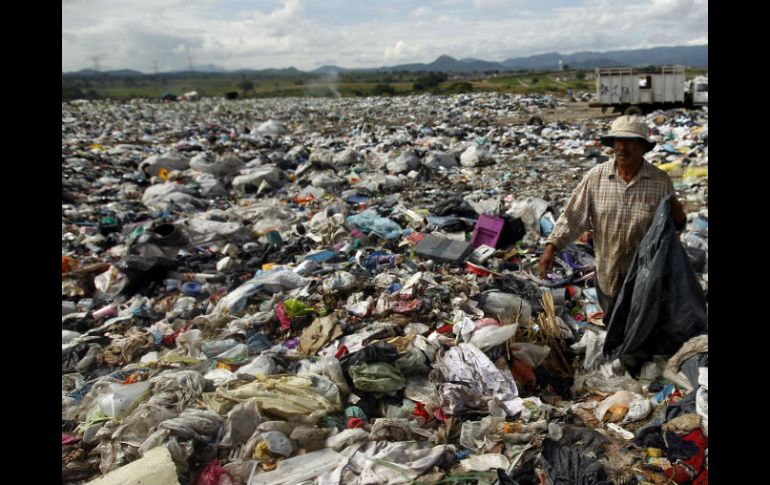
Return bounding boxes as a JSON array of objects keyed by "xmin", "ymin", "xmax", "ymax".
[{"xmin": 62, "ymin": 0, "xmax": 708, "ymax": 73}]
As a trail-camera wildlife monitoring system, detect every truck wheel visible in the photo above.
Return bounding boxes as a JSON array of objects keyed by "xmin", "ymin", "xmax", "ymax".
[
  {"xmin": 624, "ymin": 106, "xmax": 643, "ymax": 116},
  {"xmin": 528, "ymin": 116, "xmax": 543, "ymax": 126}
]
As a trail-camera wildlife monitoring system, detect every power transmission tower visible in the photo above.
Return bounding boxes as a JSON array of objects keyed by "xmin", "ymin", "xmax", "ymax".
[{"xmin": 89, "ymin": 54, "xmax": 106, "ymax": 71}]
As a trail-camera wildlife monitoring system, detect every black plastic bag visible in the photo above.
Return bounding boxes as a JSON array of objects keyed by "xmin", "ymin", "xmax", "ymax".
[
  {"xmin": 432, "ymin": 196, "xmax": 478, "ymax": 218},
  {"xmin": 540, "ymin": 438, "xmax": 614, "ymax": 485},
  {"xmin": 339, "ymin": 342, "xmax": 399, "ymax": 370},
  {"xmin": 119, "ymin": 255, "xmax": 178, "ymax": 296},
  {"xmin": 603, "ymin": 195, "xmax": 707, "ymax": 375}
]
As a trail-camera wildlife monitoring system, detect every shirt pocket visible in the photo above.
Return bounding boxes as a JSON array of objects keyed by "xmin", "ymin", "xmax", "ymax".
[{"xmin": 638, "ymin": 202, "xmax": 658, "ymax": 231}]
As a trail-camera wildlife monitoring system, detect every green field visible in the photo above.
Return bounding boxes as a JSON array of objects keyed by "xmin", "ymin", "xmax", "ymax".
[{"xmin": 62, "ymin": 68, "xmax": 708, "ymax": 101}]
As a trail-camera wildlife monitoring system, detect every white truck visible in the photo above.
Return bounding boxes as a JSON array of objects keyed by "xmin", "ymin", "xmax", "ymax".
[{"xmin": 589, "ymin": 65, "xmax": 707, "ymax": 115}]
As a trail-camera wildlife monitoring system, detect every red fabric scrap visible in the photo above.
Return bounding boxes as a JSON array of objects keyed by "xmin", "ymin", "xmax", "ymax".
[
  {"xmin": 413, "ymin": 402, "xmax": 430, "ymax": 423},
  {"xmin": 276, "ymin": 301, "xmax": 292, "ymax": 331},
  {"xmin": 347, "ymin": 417, "xmax": 366, "ymax": 429},
  {"xmin": 335, "ymin": 345, "xmax": 349, "ymax": 359}
]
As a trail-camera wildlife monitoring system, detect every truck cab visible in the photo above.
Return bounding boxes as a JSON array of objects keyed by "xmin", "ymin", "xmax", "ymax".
[{"xmin": 689, "ymin": 76, "xmax": 708, "ymax": 106}]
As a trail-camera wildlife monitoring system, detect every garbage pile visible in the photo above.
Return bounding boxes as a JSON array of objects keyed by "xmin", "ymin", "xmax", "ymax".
[{"xmin": 62, "ymin": 94, "xmax": 708, "ymax": 485}]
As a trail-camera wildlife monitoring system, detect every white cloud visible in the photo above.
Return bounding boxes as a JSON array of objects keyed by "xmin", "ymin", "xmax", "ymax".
[
  {"xmin": 384, "ymin": 40, "xmax": 427, "ymax": 62},
  {"xmin": 474, "ymin": 0, "xmax": 526, "ymax": 12},
  {"xmin": 62, "ymin": 0, "xmax": 708, "ymax": 72},
  {"xmin": 412, "ymin": 7, "xmax": 433, "ymax": 19}
]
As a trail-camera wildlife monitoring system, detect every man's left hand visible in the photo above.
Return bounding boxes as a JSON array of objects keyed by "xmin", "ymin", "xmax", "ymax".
[{"xmin": 671, "ymin": 198, "xmax": 686, "ymax": 230}]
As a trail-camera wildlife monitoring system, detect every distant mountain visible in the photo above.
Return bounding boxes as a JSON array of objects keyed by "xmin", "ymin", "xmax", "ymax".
[
  {"xmin": 62, "ymin": 45, "xmax": 707, "ymax": 77},
  {"xmin": 367, "ymin": 55, "xmax": 506, "ymax": 73},
  {"xmin": 313, "ymin": 65, "xmax": 348, "ymax": 74},
  {"xmin": 231, "ymin": 67, "xmax": 303, "ymax": 76},
  {"xmin": 376, "ymin": 46, "xmax": 706, "ymax": 73},
  {"xmin": 502, "ymin": 45, "xmax": 708, "ymax": 71},
  {"xmin": 190, "ymin": 64, "xmax": 227, "ymax": 73},
  {"xmin": 501, "ymin": 52, "xmax": 562, "ymax": 70},
  {"xmin": 62, "ymin": 68, "xmax": 145, "ymax": 77}
]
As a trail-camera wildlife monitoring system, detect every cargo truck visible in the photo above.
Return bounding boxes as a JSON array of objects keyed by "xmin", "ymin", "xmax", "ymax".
[{"xmin": 589, "ymin": 65, "xmax": 707, "ymax": 115}]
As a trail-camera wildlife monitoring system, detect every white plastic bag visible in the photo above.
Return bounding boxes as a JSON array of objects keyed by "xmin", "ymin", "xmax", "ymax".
[{"xmin": 99, "ymin": 381, "xmax": 151, "ymax": 418}]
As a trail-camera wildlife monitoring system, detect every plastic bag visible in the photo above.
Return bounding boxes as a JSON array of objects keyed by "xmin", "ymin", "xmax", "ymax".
[
  {"xmin": 322, "ymin": 271, "xmax": 356, "ymax": 293},
  {"xmin": 160, "ymin": 408, "xmax": 224, "ymax": 441},
  {"xmin": 459, "ymin": 416, "xmax": 505, "ymax": 452},
  {"xmin": 346, "ymin": 210, "xmax": 404, "ymax": 240},
  {"xmin": 176, "ymin": 329, "xmax": 204, "ymax": 358},
  {"xmin": 94, "ymin": 265, "xmax": 128, "ymax": 298},
  {"xmin": 461, "ymin": 453, "xmax": 510, "ymax": 471},
  {"xmin": 258, "ymin": 431, "xmax": 293, "ymax": 458},
  {"xmin": 213, "ymin": 269, "xmax": 310, "ymax": 315},
  {"xmin": 478, "ymin": 291, "xmax": 532, "ymax": 324},
  {"xmin": 423, "ymin": 151, "xmax": 458, "ymax": 170},
  {"xmin": 237, "ymin": 354, "xmax": 279, "ymax": 376},
  {"xmin": 250, "ymin": 447, "xmax": 345, "ymax": 485},
  {"xmin": 571, "ymin": 330, "xmax": 606, "ymax": 371},
  {"xmin": 594, "ymin": 390, "xmax": 635, "ymax": 422},
  {"xmin": 216, "ymin": 374, "xmax": 341, "ymax": 418},
  {"xmin": 469, "ymin": 323, "xmax": 518, "ymax": 349},
  {"xmin": 348, "ymin": 362, "xmax": 406, "ymax": 393},
  {"xmin": 220, "ymin": 399, "xmax": 261, "ymax": 447},
  {"xmin": 459, "ymin": 144, "xmax": 495, "ymax": 167},
  {"xmin": 297, "ymin": 356, "xmax": 351, "ymax": 397},
  {"xmin": 148, "ymin": 370, "xmax": 205, "ymax": 411},
  {"xmin": 386, "ymin": 150, "xmax": 419, "ymax": 174},
  {"xmin": 604, "ymin": 195, "xmax": 707, "ymax": 376},
  {"xmin": 99, "ymin": 381, "xmax": 151, "ymax": 418},
  {"xmin": 231, "ymin": 166, "xmax": 288, "ymax": 192},
  {"xmin": 196, "ymin": 459, "xmax": 234, "ymax": 485},
  {"xmin": 204, "ymin": 368, "xmax": 238, "ymax": 387},
  {"xmin": 202, "ymin": 339, "xmax": 239, "ymax": 358},
  {"xmin": 509, "ymin": 342, "xmax": 551, "ymax": 368}
]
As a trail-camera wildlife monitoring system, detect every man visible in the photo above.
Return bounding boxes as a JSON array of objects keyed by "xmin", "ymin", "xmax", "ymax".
[{"xmin": 538, "ymin": 115, "xmax": 686, "ymax": 319}]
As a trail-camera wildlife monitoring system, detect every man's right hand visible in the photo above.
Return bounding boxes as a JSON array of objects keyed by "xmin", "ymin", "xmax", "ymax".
[{"xmin": 538, "ymin": 244, "xmax": 556, "ymax": 278}]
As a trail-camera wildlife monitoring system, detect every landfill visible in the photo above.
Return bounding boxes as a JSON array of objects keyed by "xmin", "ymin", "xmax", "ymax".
[{"xmin": 62, "ymin": 93, "xmax": 708, "ymax": 484}]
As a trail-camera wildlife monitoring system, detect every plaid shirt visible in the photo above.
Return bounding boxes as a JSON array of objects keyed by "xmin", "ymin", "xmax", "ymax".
[{"xmin": 547, "ymin": 159, "xmax": 675, "ymax": 297}]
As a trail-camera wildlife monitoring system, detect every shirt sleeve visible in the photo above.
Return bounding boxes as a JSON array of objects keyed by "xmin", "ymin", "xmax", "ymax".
[
  {"xmin": 664, "ymin": 173, "xmax": 675, "ymax": 195},
  {"xmin": 546, "ymin": 172, "xmax": 593, "ymax": 250}
]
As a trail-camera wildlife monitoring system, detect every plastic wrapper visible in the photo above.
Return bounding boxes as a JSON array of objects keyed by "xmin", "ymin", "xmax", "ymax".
[
  {"xmin": 213, "ymin": 270, "xmax": 310, "ymax": 315},
  {"xmin": 348, "ymin": 362, "xmax": 406, "ymax": 393},
  {"xmin": 148, "ymin": 370, "xmax": 205, "ymax": 411},
  {"xmin": 159, "ymin": 408, "xmax": 224, "ymax": 441},
  {"xmin": 216, "ymin": 374, "xmax": 341, "ymax": 418},
  {"xmin": 322, "ymin": 271, "xmax": 356, "ymax": 293}
]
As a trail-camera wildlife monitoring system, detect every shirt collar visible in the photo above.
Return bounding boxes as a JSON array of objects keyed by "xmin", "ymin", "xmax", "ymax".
[{"xmin": 606, "ymin": 159, "xmax": 652, "ymax": 179}]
